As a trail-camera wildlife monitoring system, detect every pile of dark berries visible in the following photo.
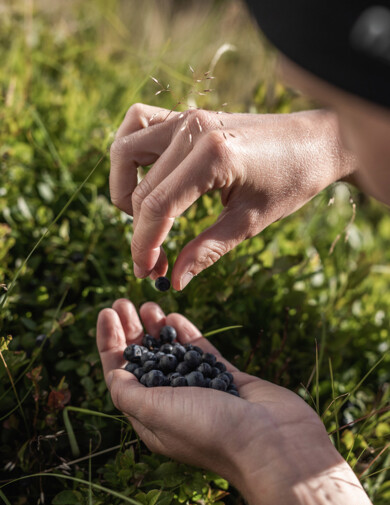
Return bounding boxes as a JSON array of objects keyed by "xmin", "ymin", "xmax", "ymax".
[{"xmin": 123, "ymin": 325, "xmax": 239, "ymax": 396}]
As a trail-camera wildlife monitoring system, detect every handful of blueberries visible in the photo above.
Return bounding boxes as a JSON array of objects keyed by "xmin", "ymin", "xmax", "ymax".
[{"xmin": 123, "ymin": 325, "xmax": 239, "ymax": 396}]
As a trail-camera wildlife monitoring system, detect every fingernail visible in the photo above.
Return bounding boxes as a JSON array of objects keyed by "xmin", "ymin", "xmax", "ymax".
[
  {"xmin": 180, "ymin": 272, "xmax": 194, "ymax": 290},
  {"xmin": 134, "ymin": 262, "xmax": 148, "ymax": 278},
  {"xmin": 106, "ymin": 371, "xmax": 114, "ymax": 390}
]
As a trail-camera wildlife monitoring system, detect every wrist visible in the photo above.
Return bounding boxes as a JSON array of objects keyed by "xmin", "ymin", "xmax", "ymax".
[
  {"xmin": 293, "ymin": 109, "xmax": 359, "ymax": 194},
  {"xmin": 224, "ymin": 417, "xmax": 370, "ymax": 505}
]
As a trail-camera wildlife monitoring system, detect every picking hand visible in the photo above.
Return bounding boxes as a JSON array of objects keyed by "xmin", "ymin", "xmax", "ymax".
[{"xmin": 110, "ymin": 105, "xmax": 355, "ymax": 289}]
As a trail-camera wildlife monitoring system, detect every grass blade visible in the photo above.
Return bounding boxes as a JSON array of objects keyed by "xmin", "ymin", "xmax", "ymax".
[
  {"xmin": 203, "ymin": 325, "xmax": 243, "ymax": 338},
  {"xmin": 0, "ymin": 489, "xmax": 12, "ymax": 505},
  {"xmin": 0, "ymin": 473, "xmax": 141, "ymax": 504}
]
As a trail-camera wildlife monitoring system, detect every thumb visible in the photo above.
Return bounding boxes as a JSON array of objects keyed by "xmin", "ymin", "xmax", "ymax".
[{"xmin": 171, "ymin": 206, "xmax": 258, "ymax": 291}]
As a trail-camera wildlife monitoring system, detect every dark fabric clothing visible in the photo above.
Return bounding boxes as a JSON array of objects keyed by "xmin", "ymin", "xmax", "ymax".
[{"xmin": 245, "ymin": 0, "xmax": 390, "ymax": 108}]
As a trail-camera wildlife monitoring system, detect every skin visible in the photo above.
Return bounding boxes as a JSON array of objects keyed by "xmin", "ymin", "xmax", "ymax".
[
  {"xmin": 97, "ymin": 300, "xmax": 371, "ymax": 505},
  {"xmin": 98, "ymin": 54, "xmax": 390, "ymax": 504}
]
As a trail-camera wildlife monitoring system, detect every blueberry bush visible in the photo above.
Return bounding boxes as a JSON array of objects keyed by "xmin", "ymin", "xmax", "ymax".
[{"xmin": 0, "ymin": 1, "xmax": 389, "ymax": 504}]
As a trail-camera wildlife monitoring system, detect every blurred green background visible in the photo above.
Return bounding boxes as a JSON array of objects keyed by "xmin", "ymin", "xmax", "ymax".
[{"xmin": 0, "ymin": 0, "xmax": 389, "ymax": 503}]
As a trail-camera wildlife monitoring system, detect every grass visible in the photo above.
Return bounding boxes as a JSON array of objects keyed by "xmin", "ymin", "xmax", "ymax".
[{"xmin": 1, "ymin": 0, "xmax": 390, "ymax": 504}]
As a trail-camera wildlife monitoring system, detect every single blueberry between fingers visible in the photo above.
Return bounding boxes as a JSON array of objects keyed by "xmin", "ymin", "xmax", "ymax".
[{"xmin": 155, "ymin": 276, "xmax": 170, "ymax": 292}]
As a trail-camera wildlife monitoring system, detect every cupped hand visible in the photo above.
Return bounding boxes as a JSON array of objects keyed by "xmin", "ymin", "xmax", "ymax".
[
  {"xmin": 110, "ymin": 105, "xmax": 353, "ymax": 290},
  {"xmin": 96, "ymin": 299, "xmax": 346, "ymax": 502}
]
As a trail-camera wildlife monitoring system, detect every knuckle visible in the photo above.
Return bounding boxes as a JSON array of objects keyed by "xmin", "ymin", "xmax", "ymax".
[
  {"xmin": 125, "ymin": 102, "xmax": 144, "ymax": 120},
  {"xmin": 178, "ymin": 109, "xmax": 214, "ymax": 135},
  {"xmin": 132, "ymin": 181, "xmax": 150, "ymax": 211},
  {"xmin": 110, "ymin": 137, "xmax": 129, "ymax": 159},
  {"xmin": 203, "ymin": 130, "xmax": 228, "ymax": 159},
  {"xmin": 141, "ymin": 191, "xmax": 164, "ymax": 219},
  {"xmin": 189, "ymin": 241, "xmax": 227, "ymax": 271},
  {"xmin": 130, "ymin": 237, "xmax": 144, "ymax": 259}
]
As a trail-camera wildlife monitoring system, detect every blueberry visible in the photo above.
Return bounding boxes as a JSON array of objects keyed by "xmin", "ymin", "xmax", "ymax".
[
  {"xmin": 36, "ymin": 334, "xmax": 49, "ymax": 349},
  {"xmin": 143, "ymin": 360, "xmax": 158, "ymax": 373},
  {"xmin": 214, "ymin": 361, "xmax": 227, "ymax": 373},
  {"xmin": 160, "ymin": 343, "xmax": 174, "ymax": 354},
  {"xmin": 160, "ymin": 325, "xmax": 177, "ymax": 344},
  {"xmin": 155, "ymin": 276, "xmax": 170, "ymax": 292},
  {"xmin": 184, "ymin": 350, "xmax": 202, "ymax": 369},
  {"xmin": 144, "ymin": 370, "xmax": 166, "ymax": 387},
  {"xmin": 197, "ymin": 362, "xmax": 213, "ymax": 378},
  {"xmin": 124, "ymin": 362, "xmax": 139, "ymax": 373},
  {"xmin": 186, "ymin": 371, "xmax": 205, "ymax": 387},
  {"xmin": 204, "ymin": 377, "xmax": 211, "ymax": 388},
  {"xmin": 192, "ymin": 345, "xmax": 203, "ymax": 354},
  {"xmin": 140, "ymin": 374, "xmax": 148, "ymax": 386},
  {"xmin": 201, "ymin": 352, "xmax": 217, "ymax": 367},
  {"xmin": 133, "ymin": 367, "xmax": 145, "ymax": 380},
  {"xmin": 210, "ymin": 367, "xmax": 221, "ymax": 378},
  {"xmin": 123, "ymin": 344, "xmax": 145, "ymax": 363},
  {"xmin": 172, "ymin": 376, "xmax": 188, "ymax": 387},
  {"xmin": 222, "ymin": 371, "xmax": 234, "ymax": 384},
  {"xmin": 209, "ymin": 378, "xmax": 227, "ymax": 391},
  {"xmin": 155, "ymin": 351, "xmax": 165, "ymax": 360},
  {"xmin": 142, "ymin": 334, "xmax": 159, "ymax": 350},
  {"xmin": 140, "ymin": 351, "xmax": 157, "ymax": 365},
  {"xmin": 176, "ymin": 361, "xmax": 191, "ymax": 375},
  {"xmin": 168, "ymin": 372, "xmax": 181, "ymax": 381},
  {"xmin": 171, "ymin": 343, "xmax": 186, "ymax": 361},
  {"xmin": 228, "ymin": 383, "xmax": 238, "ymax": 392},
  {"xmin": 159, "ymin": 354, "xmax": 178, "ymax": 374},
  {"xmin": 227, "ymin": 388, "xmax": 240, "ymax": 397},
  {"xmin": 218, "ymin": 372, "xmax": 233, "ymax": 386}
]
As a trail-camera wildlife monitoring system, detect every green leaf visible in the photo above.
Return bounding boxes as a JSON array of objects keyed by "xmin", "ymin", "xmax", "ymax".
[
  {"xmin": 146, "ymin": 462, "xmax": 185, "ymax": 488},
  {"xmin": 52, "ymin": 490, "xmax": 83, "ymax": 505},
  {"xmin": 56, "ymin": 359, "xmax": 78, "ymax": 372}
]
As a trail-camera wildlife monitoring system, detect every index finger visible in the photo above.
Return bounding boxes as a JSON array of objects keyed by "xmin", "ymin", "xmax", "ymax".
[{"xmin": 109, "ymin": 112, "xmax": 180, "ymax": 216}]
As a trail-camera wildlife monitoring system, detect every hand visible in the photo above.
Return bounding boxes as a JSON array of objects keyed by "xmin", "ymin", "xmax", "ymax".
[
  {"xmin": 110, "ymin": 105, "xmax": 356, "ymax": 290},
  {"xmin": 96, "ymin": 299, "xmax": 370, "ymax": 505}
]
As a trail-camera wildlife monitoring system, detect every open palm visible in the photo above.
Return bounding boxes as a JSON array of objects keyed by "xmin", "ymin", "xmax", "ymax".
[{"xmin": 96, "ymin": 298, "xmax": 341, "ymax": 494}]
